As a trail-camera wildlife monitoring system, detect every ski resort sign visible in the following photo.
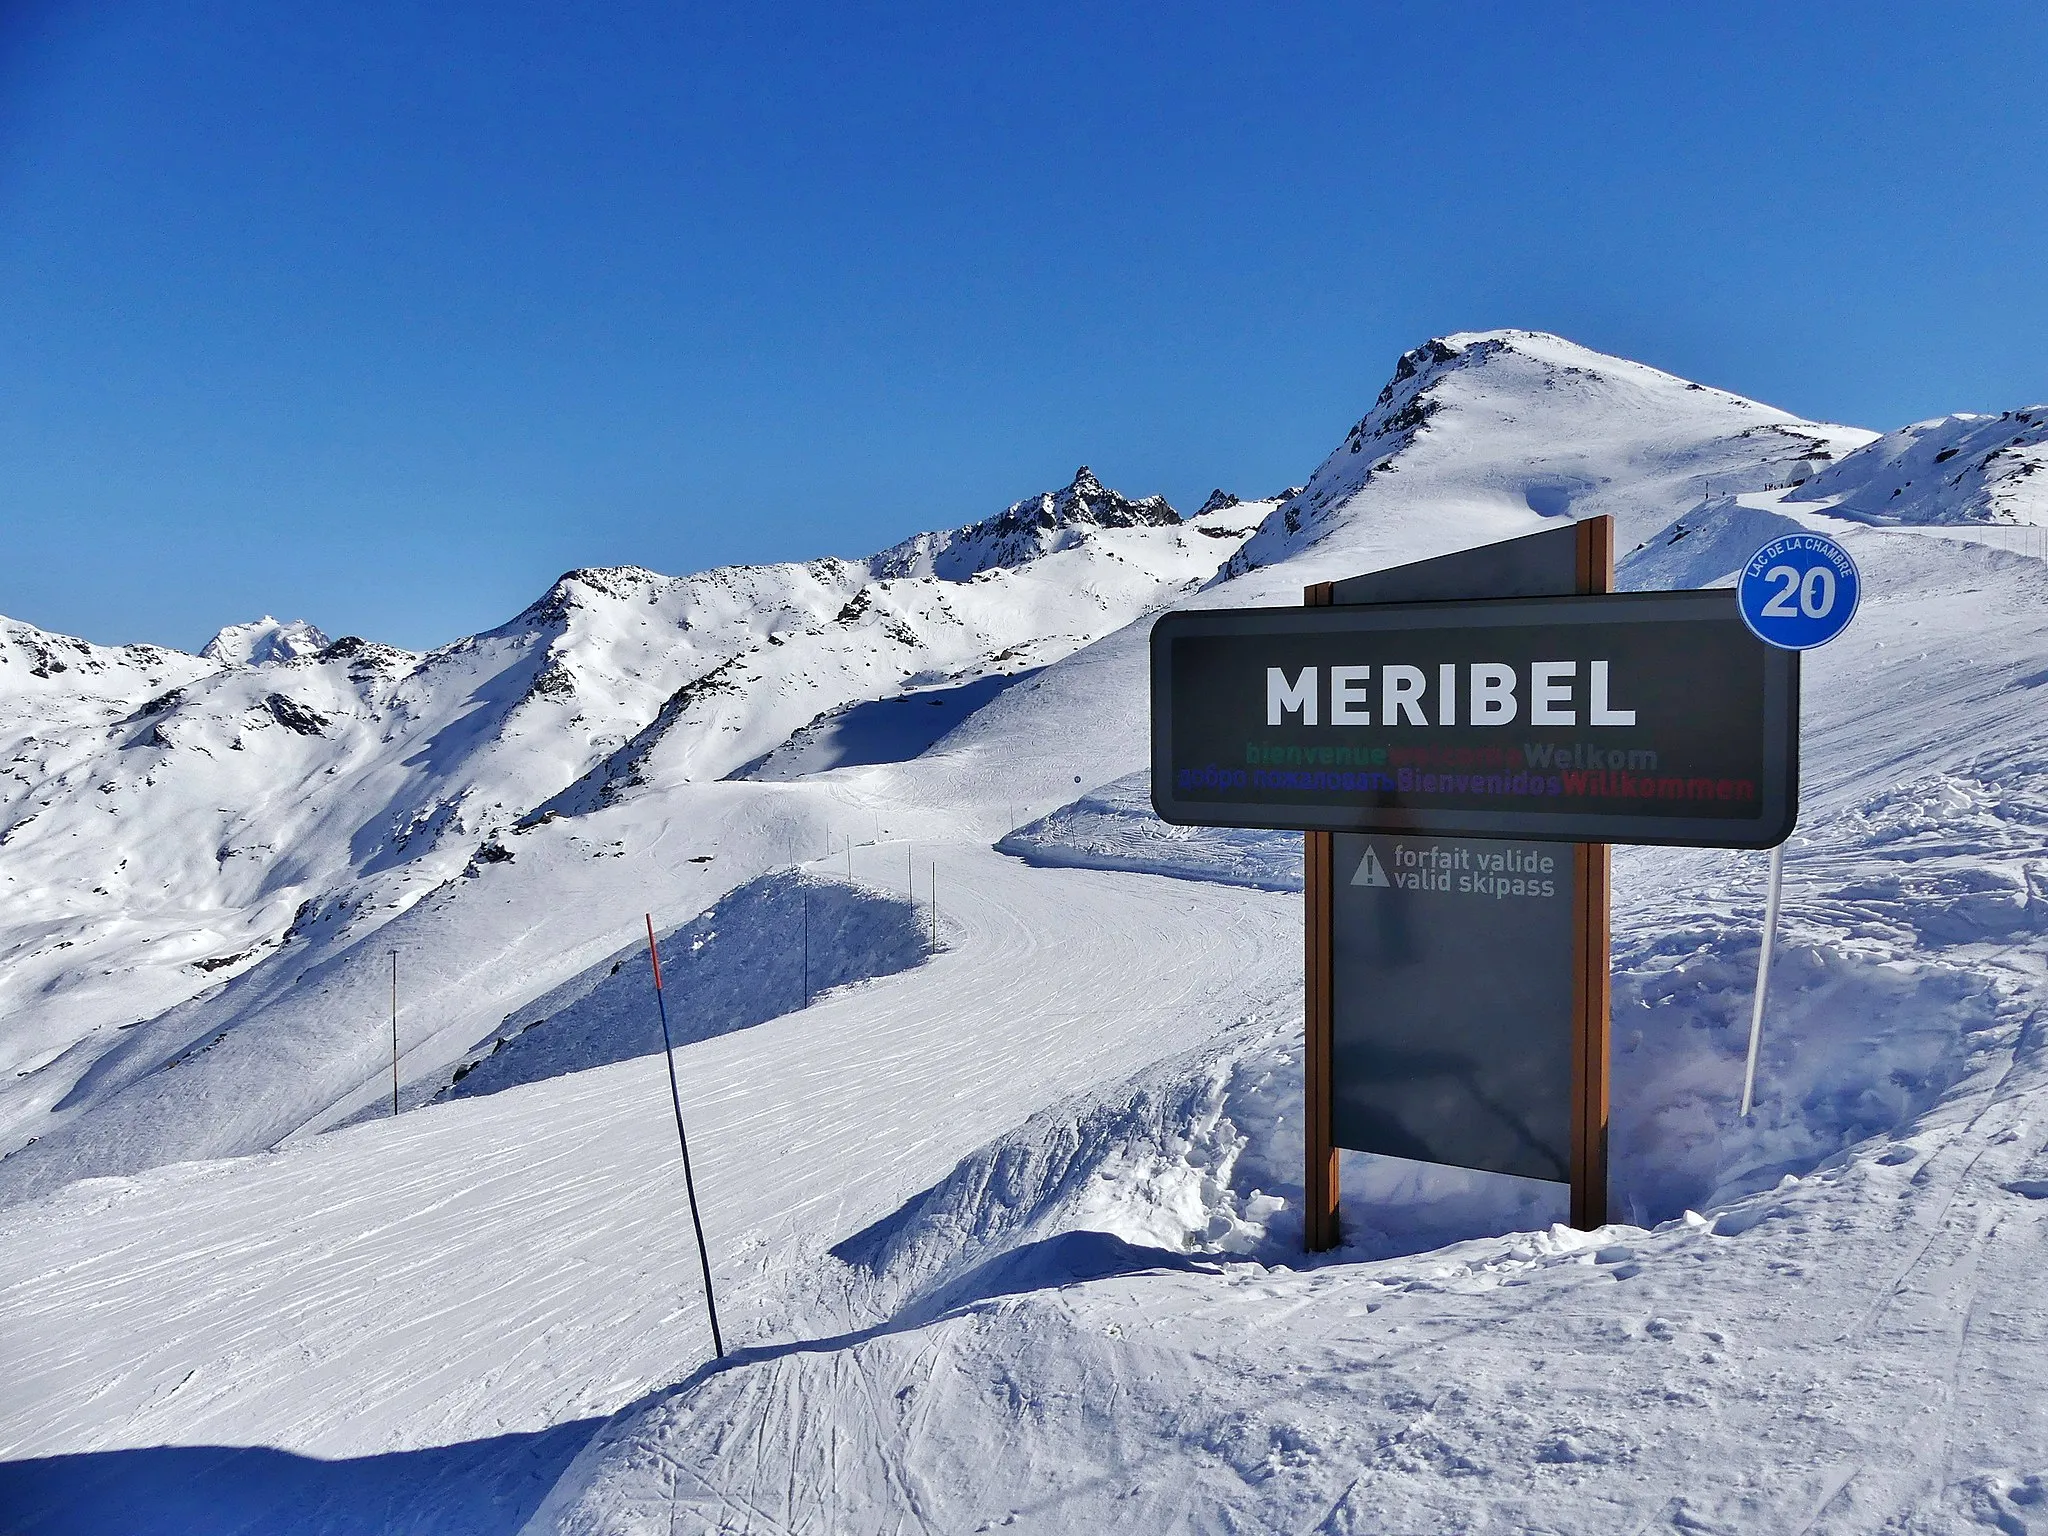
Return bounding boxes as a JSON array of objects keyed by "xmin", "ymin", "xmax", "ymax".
[
  {"xmin": 1148, "ymin": 520, "xmax": 1808, "ymax": 1248},
  {"xmin": 1150, "ymin": 589, "xmax": 1799, "ymax": 850}
]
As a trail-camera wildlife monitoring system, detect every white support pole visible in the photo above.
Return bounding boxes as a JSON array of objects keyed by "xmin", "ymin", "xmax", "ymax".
[{"xmin": 1738, "ymin": 841, "xmax": 1786, "ymax": 1119}]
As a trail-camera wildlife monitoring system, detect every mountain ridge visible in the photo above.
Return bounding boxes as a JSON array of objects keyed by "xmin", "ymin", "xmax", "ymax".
[{"xmin": 0, "ymin": 329, "xmax": 2035, "ymax": 1208}]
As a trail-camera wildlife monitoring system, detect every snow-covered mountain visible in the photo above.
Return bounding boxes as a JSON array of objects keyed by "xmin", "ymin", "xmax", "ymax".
[
  {"xmin": 871, "ymin": 464, "xmax": 1186, "ymax": 579},
  {"xmin": 1230, "ymin": 328, "xmax": 1876, "ymax": 579},
  {"xmin": 0, "ymin": 467, "xmax": 1262, "ymax": 1168},
  {"xmin": 0, "ymin": 614, "xmax": 214, "ymax": 736},
  {"xmin": 5, "ymin": 331, "xmax": 2047, "ymax": 1536},
  {"xmin": 200, "ymin": 616, "xmax": 333, "ymax": 667},
  {"xmin": 1785, "ymin": 405, "xmax": 2048, "ymax": 526}
]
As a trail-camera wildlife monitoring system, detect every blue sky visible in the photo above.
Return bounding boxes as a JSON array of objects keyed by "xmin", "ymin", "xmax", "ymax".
[{"xmin": 4, "ymin": 2, "xmax": 2044, "ymax": 652}]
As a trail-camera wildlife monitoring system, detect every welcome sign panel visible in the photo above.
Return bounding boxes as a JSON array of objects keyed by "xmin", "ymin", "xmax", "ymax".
[{"xmin": 1150, "ymin": 589, "xmax": 1798, "ymax": 848}]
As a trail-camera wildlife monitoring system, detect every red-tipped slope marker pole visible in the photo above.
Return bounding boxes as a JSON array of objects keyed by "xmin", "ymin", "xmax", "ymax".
[{"xmin": 645, "ymin": 913, "xmax": 725, "ymax": 1359}]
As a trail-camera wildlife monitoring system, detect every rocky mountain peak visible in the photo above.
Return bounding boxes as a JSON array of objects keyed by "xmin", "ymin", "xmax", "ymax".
[
  {"xmin": 1016, "ymin": 466, "xmax": 1179, "ymax": 533},
  {"xmin": 870, "ymin": 466, "xmax": 1182, "ymax": 581}
]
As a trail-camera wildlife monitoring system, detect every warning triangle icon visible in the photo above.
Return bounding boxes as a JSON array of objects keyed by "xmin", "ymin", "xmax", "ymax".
[{"xmin": 1352, "ymin": 845, "xmax": 1391, "ymax": 888}]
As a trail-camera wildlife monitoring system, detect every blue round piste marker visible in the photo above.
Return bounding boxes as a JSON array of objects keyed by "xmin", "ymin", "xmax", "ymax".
[{"xmin": 1737, "ymin": 531, "xmax": 1860, "ymax": 650}]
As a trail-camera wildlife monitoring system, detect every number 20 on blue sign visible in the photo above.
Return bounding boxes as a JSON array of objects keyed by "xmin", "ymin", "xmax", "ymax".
[{"xmin": 1738, "ymin": 532, "xmax": 1860, "ymax": 650}]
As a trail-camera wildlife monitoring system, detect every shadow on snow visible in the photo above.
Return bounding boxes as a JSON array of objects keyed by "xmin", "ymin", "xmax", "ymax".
[{"xmin": 0, "ymin": 1417, "xmax": 600, "ymax": 1536}]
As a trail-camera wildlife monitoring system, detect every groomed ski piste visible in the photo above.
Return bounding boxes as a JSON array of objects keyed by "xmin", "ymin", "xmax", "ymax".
[{"xmin": 2, "ymin": 332, "xmax": 2046, "ymax": 1534}]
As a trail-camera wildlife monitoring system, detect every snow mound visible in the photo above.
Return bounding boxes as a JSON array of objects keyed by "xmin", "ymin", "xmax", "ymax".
[
  {"xmin": 828, "ymin": 1014, "xmax": 1301, "ymax": 1321},
  {"xmin": 846, "ymin": 774, "xmax": 2015, "ymax": 1291},
  {"xmin": 995, "ymin": 770, "xmax": 1303, "ymax": 891},
  {"xmin": 429, "ymin": 872, "xmax": 928, "ymax": 1105},
  {"xmin": 528, "ymin": 1123, "xmax": 2044, "ymax": 1536},
  {"xmin": 1616, "ymin": 500, "xmax": 1815, "ymax": 590},
  {"xmin": 1603, "ymin": 720, "xmax": 2048, "ymax": 1224},
  {"xmin": 200, "ymin": 616, "xmax": 333, "ymax": 667}
]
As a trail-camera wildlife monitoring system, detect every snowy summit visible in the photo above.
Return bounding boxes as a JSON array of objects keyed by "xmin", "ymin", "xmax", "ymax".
[
  {"xmin": 872, "ymin": 464, "xmax": 1182, "ymax": 579},
  {"xmin": 199, "ymin": 615, "xmax": 333, "ymax": 667}
]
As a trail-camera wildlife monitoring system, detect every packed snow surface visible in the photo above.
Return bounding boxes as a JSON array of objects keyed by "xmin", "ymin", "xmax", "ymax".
[{"xmin": 4, "ymin": 333, "xmax": 2048, "ymax": 1535}]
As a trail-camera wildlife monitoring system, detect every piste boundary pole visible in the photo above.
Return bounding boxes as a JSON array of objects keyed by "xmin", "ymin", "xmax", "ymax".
[
  {"xmin": 645, "ymin": 913, "xmax": 725, "ymax": 1359},
  {"xmin": 389, "ymin": 952, "xmax": 399, "ymax": 1118},
  {"xmin": 1738, "ymin": 841, "xmax": 1786, "ymax": 1120}
]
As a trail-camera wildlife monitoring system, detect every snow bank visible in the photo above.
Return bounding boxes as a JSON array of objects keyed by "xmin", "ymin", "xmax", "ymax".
[
  {"xmin": 529, "ymin": 1116, "xmax": 2048, "ymax": 1536},
  {"xmin": 1616, "ymin": 499, "xmax": 1811, "ymax": 590},
  {"xmin": 405, "ymin": 872, "xmax": 929, "ymax": 1106},
  {"xmin": 1606, "ymin": 678, "xmax": 2048, "ymax": 1221},
  {"xmin": 831, "ymin": 764, "xmax": 2036, "ymax": 1307},
  {"xmin": 995, "ymin": 771, "xmax": 1302, "ymax": 891},
  {"xmin": 824, "ymin": 1005, "xmax": 1573, "ymax": 1329},
  {"xmin": 827, "ymin": 1014, "xmax": 1300, "ymax": 1320}
]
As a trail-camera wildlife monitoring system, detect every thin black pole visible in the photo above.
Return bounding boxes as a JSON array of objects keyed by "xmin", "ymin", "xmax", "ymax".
[
  {"xmin": 388, "ymin": 952, "xmax": 399, "ymax": 1117},
  {"xmin": 930, "ymin": 863, "xmax": 937, "ymax": 956},
  {"xmin": 800, "ymin": 884, "xmax": 809, "ymax": 1009},
  {"xmin": 644, "ymin": 913, "xmax": 725, "ymax": 1359}
]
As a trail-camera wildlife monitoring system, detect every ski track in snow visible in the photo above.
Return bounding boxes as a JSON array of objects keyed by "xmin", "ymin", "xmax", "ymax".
[
  {"xmin": 0, "ymin": 850, "xmax": 1297, "ymax": 1526},
  {"xmin": 4, "ymin": 332, "xmax": 2048, "ymax": 1535}
]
